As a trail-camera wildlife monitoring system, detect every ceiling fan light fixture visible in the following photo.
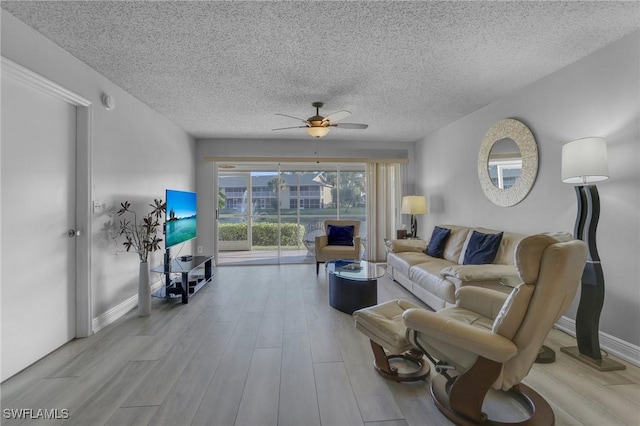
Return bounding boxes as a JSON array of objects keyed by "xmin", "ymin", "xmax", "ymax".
[{"xmin": 307, "ymin": 127, "xmax": 330, "ymax": 138}]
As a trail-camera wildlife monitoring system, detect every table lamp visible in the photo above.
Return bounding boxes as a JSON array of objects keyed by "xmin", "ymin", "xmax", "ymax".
[{"xmin": 401, "ymin": 196, "xmax": 427, "ymax": 239}]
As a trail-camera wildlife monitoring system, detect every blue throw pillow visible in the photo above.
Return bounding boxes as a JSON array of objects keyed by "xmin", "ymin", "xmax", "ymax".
[
  {"xmin": 463, "ymin": 231, "xmax": 503, "ymax": 265},
  {"xmin": 425, "ymin": 226, "xmax": 451, "ymax": 258},
  {"xmin": 327, "ymin": 225, "xmax": 355, "ymax": 246}
]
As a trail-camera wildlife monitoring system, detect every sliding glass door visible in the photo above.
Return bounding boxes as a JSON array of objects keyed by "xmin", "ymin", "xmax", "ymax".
[
  {"xmin": 217, "ymin": 172, "xmax": 251, "ymax": 251},
  {"xmin": 216, "ymin": 162, "xmax": 366, "ymax": 265}
]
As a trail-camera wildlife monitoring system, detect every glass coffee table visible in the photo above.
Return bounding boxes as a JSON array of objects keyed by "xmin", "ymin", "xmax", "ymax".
[{"xmin": 325, "ymin": 259, "xmax": 386, "ymax": 314}]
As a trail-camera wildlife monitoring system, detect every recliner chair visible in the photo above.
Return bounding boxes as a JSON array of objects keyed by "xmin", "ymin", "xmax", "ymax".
[
  {"xmin": 403, "ymin": 232, "xmax": 587, "ymax": 425},
  {"xmin": 315, "ymin": 220, "xmax": 361, "ymax": 274}
]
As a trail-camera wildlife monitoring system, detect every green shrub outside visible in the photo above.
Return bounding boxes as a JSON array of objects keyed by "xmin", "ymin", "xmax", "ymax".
[
  {"xmin": 219, "ymin": 222, "xmax": 304, "ymax": 247},
  {"xmin": 219, "ymin": 222, "xmax": 247, "ymax": 241}
]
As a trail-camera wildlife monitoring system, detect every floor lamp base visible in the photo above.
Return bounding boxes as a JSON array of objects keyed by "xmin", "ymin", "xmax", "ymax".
[
  {"xmin": 535, "ymin": 345, "xmax": 556, "ymax": 364},
  {"xmin": 560, "ymin": 346, "xmax": 626, "ymax": 371}
]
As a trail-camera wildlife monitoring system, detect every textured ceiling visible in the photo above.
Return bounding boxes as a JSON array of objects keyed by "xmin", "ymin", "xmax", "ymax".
[{"xmin": 2, "ymin": 1, "xmax": 639, "ymax": 143}]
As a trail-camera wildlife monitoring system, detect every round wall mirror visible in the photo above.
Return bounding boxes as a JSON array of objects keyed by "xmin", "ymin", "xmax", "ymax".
[{"xmin": 478, "ymin": 119, "xmax": 538, "ymax": 207}]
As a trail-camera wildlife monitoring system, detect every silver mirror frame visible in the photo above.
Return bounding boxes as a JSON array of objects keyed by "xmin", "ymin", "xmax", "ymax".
[{"xmin": 478, "ymin": 119, "xmax": 538, "ymax": 207}]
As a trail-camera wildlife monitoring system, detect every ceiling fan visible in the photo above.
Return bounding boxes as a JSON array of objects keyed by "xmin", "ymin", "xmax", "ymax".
[{"xmin": 273, "ymin": 102, "xmax": 368, "ymax": 138}]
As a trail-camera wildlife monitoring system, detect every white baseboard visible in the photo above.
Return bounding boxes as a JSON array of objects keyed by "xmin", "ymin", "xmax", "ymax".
[
  {"xmin": 92, "ymin": 280, "xmax": 164, "ymax": 333},
  {"xmin": 555, "ymin": 316, "xmax": 640, "ymax": 367}
]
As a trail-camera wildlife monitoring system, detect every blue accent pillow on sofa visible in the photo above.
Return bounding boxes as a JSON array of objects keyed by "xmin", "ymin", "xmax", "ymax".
[
  {"xmin": 463, "ymin": 231, "xmax": 503, "ymax": 265},
  {"xmin": 425, "ymin": 226, "xmax": 451, "ymax": 258},
  {"xmin": 327, "ymin": 225, "xmax": 355, "ymax": 246}
]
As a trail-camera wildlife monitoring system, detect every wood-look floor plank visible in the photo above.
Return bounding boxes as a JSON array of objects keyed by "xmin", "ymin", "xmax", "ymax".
[
  {"xmin": 314, "ymin": 361, "xmax": 365, "ymax": 426},
  {"xmin": 524, "ymin": 367, "xmax": 624, "ymax": 425},
  {"xmin": 364, "ymin": 420, "xmax": 409, "ymax": 426},
  {"xmin": 133, "ymin": 295, "xmax": 191, "ymax": 336},
  {"xmin": 255, "ymin": 310, "xmax": 284, "ymax": 349},
  {"xmin": 234, "ymin": 347, "xmax": 282, "ymax": 426},
  {"xmin": 0, "ymin": 377, "xmax": 76, "ymax": 426},
  {"xmin": 278, "ymin": 333, "xmax": 321, "ymax": 426},
  {"xmin": 334, "ymin": 312, "xmax": 405, "ymax": 423},
  {"xmin": 530, "ymin": 355, "xmax": 640, "ymax": 425},
  {"xmin": 64, "ymin": 360, "xmax": 157, "ymax": 426},
  {"xmin": 383, "ymin": 380, "xmax": 447, "ymax": 426},
  {"xmin": 263, "ymin": 282, "xmax": 287, "ymax": 313},
  {"xmin": 284, "ymin": 304, "xmax": 308, "ymax": 334},
  {"xmin": 4, "ymin": 334, "xmax": 154, "ymax": 425},
  {"xmin": 243, "ymin": 279, "xmax": 270, "ymax": 313},
  {"xmin": 130, "ymin": 301, "xmax": 205, "ymax": 361},
  {"xmin": 544, "ymin": 329, "xmax": 638, "ymax": 386},
  {"xmin": 308, "ymin": 327, "xmax": 343, "ymax": 364},
  {"xmin": 609, "ymin": 383, "xmax": 640, "ymax": 408},
  {"xmin": 544, "ymin": 397, "xmax": 583, "ymax": 425},
  {"xmin": 44, "ymin": 315, "xmax": 150, "ymax": 379},
  {"xmin": 146, "ymin": 320, "xmax": 234, "ymax": 426},
  {"xmin": 191, "ymin": 312, "xmax": 262, "ymax": 426},
  {"xmin": 1, "ymin": 328, "xmax": 110, "ymax": 405},
  {"xmin": 121, "ymin": 309, "xmax": 213, "ymax": 407},
  {"xmin": 104, "ymin": 406, "xmax": 159, "ymax": 426}
]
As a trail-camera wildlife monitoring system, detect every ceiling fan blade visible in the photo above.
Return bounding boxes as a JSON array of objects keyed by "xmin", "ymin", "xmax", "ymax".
[
  {"xmin": 275, "ymin": 113, "xmax": 308, "ymax": 124},
  {"xmin": 323, "ymin": 110, "xmax": 351, "ymax": 123},
  {"xmin": 331, "ymin": 122, "xmax": 368, "ymax": 129},
  {"xmin": 272, "ymin": 125, "xmax": 308, "ymax": 131}
]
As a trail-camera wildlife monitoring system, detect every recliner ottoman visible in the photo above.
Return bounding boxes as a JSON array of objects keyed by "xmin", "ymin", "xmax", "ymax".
[{"xmin": 353, "ymin": 299, "xmax": 430, "ymax": 382}]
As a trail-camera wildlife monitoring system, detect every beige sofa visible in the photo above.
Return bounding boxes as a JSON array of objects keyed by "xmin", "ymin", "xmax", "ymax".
[{"xmin": 386, "ymin": 225, "xmax": 526, "ymax": 310}]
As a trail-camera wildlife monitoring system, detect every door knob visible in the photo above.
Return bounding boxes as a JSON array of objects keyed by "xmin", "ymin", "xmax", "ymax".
[{"xmin": 68, "ymin": 229, "xmax": 80, "ymax": 238}]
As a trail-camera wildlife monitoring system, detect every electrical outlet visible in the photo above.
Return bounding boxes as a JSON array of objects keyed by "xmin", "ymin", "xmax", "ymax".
[{"xmin": 197, "ymin": 246, "xmax": 203, "ymax": 253}]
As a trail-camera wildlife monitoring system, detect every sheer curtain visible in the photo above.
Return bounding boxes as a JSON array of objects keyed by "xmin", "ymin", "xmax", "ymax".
[{"xmin": 365, "ymin": 162, "xmax": 404, "ymax": 262}]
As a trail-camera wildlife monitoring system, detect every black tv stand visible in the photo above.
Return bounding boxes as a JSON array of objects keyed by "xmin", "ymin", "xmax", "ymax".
[{"xmin": 151, "ymin": 255, "xmax": 213, "ymax": 304}]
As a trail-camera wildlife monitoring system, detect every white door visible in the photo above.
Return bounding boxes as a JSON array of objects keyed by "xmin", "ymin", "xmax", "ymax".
[{"xmin": 1, "ymin": 72, "xmax": 77, "ymax": 381}]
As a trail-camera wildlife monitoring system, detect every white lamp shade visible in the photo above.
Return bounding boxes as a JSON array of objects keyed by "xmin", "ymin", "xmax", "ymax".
[
  {"xmin": 561, "ymin": 137, "xmax": 609, "ymax": 184},
  {"xmin": 401, "ymin": 195, "xmax": 428, "ymax": 215},
  {"xmin": 306, "ymin": 127, "xmax": 330, "ymax": 138}
]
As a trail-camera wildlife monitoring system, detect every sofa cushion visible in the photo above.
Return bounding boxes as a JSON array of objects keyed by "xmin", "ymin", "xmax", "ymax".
[
  {"xmin": 409, "ymin": 259, "xmax": 458, "ymax": 304},
  {"xmin": 426, "ymin": 226, "xmax": 451, "ymax": 258},
  {"xmin": 327, "ymin": 225, "xmax": 354, "ymax": 246},
  {"xmin": 463, "ymin": 231, "xmax": 503, "ymax": 265},
  {"xmin": 440, "ymin": 225, "xmax": 471, "ymax": 263},
  {"xmin": 441, "ymin": 264, "xmax": 520, "ymax": 282},
  {"xmin": 319, "ymin": 244, "xmax": 360, "ymax": 259},
  {"xmin": 386, "ymin": 239, "xmax": 426, "ymax": 253},
  {"xmin": 387, "ymin": 251, "xmax": 433, "ymax": 277}
]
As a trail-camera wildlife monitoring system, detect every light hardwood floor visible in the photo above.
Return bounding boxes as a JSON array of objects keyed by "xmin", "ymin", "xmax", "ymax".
[{"xmin": 2, "ymin": 265, "xmax": 639, "ymax": 425}]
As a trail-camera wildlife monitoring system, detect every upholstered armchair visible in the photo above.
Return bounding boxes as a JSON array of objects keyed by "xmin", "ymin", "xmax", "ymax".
[
  {"xmin": 315, "ymin": 220, "xmax": 361, "ymax": 274},
  {"xmin": 401, "ymin": 233, "xmax": 587, "ymax": 425}
]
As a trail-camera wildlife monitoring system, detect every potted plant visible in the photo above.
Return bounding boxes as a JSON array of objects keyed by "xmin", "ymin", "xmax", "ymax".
[{"xmin": 116, "ymin": 199, "xmax": 165, "ymax": 316}]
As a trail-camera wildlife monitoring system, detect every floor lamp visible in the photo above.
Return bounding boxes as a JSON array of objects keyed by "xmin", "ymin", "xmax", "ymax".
[
  {"xmin": 559, "ymin": 137, "xmax": 625, "ymax": 371},
  {"xmin": 401, "ymin": 196, "xmax": 427, "ymax": 239}
]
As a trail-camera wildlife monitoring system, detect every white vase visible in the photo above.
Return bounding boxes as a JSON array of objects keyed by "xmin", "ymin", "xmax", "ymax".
[{"xmin": 138, "ymin": 261, "xmax": 151, "ymax": 316}]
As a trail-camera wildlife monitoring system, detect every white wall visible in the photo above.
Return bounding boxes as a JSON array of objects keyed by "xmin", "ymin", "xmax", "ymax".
[
  {"xmin": 195, "ymin": 138, "xmax": 415, "ymax": 256},
  {"xmin": 1, "ymin": 11, "xmax": 197, "ymax": 322},
  {"xmin": 416, "ymin": 31, "xmax": 640, "ymax": 347}
]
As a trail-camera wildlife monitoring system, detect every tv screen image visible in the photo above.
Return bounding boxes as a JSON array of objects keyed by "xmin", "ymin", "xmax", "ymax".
[{"xmin": 165, "ymin": 189, "xmax": 197, "ymax": 248}]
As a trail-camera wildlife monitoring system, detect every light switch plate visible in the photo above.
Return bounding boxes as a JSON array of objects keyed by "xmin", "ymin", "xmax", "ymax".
[{"xmin": 93, "ymin": 201, "xmax": 104, "ymax": 214}]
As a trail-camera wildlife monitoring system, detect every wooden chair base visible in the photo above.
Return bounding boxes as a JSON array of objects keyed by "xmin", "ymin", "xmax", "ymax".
[
  {"xmin": 370, "ymin": 340, "xmax": 430, "ymax": 382},
  {"xmin": 430, "ymin": 358, "xmax": 554, "ymax": 425}
]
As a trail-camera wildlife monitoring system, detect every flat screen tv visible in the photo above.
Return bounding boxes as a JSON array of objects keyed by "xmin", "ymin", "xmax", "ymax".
[{"xmin": 165, "ymin": 189, "xmax": 197, "ymax": 248}]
